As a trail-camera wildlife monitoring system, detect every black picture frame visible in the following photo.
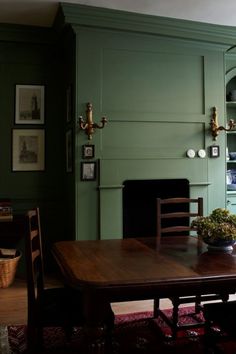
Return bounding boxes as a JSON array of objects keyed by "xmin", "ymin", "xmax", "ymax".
[
  {"xmin": 209, "ymin": 145, "xmax": 220, "ymax": 158},
  {"xmin": 81, "ymin": 161, "xmax": 96, "ymax": 181},
  {"xmin": 82, "ymin": 144, "xmax": 95, "ymax": 159},
  {"xmin": 12, "ymin": 128, "xmax": 45, "ymax": 171},
  {"xmin": 15, "ymin": 84, "xmax": 45, "ymax": 124}
]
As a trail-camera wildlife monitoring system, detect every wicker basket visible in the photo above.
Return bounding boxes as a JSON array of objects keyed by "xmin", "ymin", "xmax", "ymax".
[{"xmin": 0, "ymin": 251, "xmax": 21, "ymax": 288}]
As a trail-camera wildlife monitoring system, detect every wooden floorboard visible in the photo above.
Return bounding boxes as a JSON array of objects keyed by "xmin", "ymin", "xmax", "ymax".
[
  {"xmin": 0, "ymin": 277, "xmax": 27, "ymax": 325},
  {"xmin": 0, "ymin": 275, "xmax": 64, "ymax": 325},
  {"xmin": 0, "ymin": 276, "xmax": 158, "ymax": 325},
  {"xmin": 1, "ymin": 276, "xmax": 235, "ymax": 325}
]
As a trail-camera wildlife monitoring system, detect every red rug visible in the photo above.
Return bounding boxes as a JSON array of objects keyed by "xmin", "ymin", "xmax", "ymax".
[{"xmin": 6, "ymin": 306, "xmax": 235, "ymax": 353}]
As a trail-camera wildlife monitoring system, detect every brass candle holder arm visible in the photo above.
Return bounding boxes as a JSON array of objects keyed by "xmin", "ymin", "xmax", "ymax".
[{"xmin": 210, "ymin": 106, "xmax": 236, "ymax": 140}]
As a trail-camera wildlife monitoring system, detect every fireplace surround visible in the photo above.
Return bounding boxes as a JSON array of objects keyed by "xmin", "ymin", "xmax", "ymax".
[{"xmin": 122, "ymin": 179, "xmax": 189, "ymax": 238}]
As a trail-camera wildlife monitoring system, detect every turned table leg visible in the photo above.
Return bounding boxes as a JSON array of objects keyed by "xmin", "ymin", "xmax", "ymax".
[{"xmin": 83, "ymin": 290, "xmax": 113, "ymax": 354}]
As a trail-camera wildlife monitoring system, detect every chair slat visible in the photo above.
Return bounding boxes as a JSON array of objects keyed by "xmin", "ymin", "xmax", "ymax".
[
  {"xmin": 30, "ymin": 229, "xmax": 39, "ymax": 240},
  {"xmin": 161, "ymin": 226, "xmax": 191, "ymax": 233},
  {"xmin": 161, "ymin": 212, "xmax": 199, "ymax": 219}
]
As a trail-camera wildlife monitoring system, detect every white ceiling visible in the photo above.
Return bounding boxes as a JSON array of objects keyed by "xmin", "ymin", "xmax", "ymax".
[{"xmin": 1, "ymin": 0, "xmax": 236, "ymax": 28}]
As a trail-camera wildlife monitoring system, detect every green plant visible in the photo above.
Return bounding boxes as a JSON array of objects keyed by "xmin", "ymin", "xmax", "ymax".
[{"xmin": 191, "ymin": 208, "xmax": 236, "ymax": 243}]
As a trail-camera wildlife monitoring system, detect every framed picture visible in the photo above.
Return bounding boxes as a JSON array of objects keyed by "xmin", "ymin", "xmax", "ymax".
[
  {"xmin": 82, "ymin": 144, "xmax": 95, "ymax": 159},
  {"xmin": 81, "ymin": 161, "xmax": 96, "ymax": 181},
  {"xmin": 66, "ymin": 85, "xmax": 72, "ymax": 123},
  {"xmin": 66, "ymin": 129, "xmax": 73, "ymax": 172},
  {"xmin": 12, "ymin": 129, "xmax": 45, "ymax": 171},
  {"xmin": 15, "ymin": 84, "xmax": 45, "ymax": 124},
  {"xmin": 209, "ymin": 145, "xmax": 220, "ymax": 158}
]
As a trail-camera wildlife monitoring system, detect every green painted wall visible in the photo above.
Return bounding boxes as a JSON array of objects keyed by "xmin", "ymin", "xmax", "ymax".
[
  {"xmin": 0, "ymin": 25, "xmax": 68, "ymax": 271},
  {"xmin": 1, "ymin": 4, "xmax": 236, "ymax": 256},
  {"xmin": 56, "ymin": 4, "xmax": 236, "ymax": 241},
  {"xmin": 60, "ymin": 26, "xmax": 77, "ymax": 242},
  {"xmin": 72, "ymin": 26, "xmax": 226, "ymax": 240}
]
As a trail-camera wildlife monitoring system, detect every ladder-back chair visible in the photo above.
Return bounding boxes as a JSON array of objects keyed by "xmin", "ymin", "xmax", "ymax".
[
  {"xmin": 25, "ymin": 208, "xmax": 114, "ymax": 352},
  {"xmin": 154, "ymin": 197, "xmax": 229, "ymax": 338}
]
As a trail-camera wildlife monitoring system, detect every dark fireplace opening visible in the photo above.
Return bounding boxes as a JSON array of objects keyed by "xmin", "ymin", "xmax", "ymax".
[{"xmin": 122, "ymin": 179, "xmax": 189, "ymax": 238}]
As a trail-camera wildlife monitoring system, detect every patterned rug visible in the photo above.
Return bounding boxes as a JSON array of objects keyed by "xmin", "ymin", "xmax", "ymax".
[{"xmin": 6, "ymin": 306, "xmax": 235, "ymax": 353}]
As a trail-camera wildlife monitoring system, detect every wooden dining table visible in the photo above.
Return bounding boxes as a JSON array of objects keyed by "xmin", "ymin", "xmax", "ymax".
[{"xmin": 52, "ymin": 236, "xmax": 236, "ymax": 353}]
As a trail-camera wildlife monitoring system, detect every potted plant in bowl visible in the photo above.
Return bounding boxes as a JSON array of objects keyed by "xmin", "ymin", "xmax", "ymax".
[{"xmin": 191, "ymin": 208, "xmax": 236, "ymax": 251}]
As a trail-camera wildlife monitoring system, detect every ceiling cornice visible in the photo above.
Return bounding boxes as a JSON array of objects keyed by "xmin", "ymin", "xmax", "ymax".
[{"xmin": 55, "ymin": 2, "xmax": 236, "ymax": 49}]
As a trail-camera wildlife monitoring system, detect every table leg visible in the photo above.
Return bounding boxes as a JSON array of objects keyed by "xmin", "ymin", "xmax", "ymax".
[
  {"xmin": 85, "ymin": 326, "xmax": 106, "ymax": 354},
  {"xmin": 83, "ymin": 290, "xmax": 113, "ymax": 354}
]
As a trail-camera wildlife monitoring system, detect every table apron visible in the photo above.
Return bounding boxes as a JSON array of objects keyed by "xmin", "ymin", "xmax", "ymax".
[{"xmin": 81, "ymin": 278, "xmax": 236, "ymax": 302}]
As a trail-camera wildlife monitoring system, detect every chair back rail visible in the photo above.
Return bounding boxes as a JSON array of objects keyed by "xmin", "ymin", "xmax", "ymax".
[{"xmin": 157, "ymin": 197, "xmax": 203, "ymax": 243}]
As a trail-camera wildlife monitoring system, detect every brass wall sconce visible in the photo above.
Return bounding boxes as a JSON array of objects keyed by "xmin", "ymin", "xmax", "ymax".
[
  {"xmin": 210, "ymin": 106, "xmax": 236, "ymax": 140},
  {"xmin": 78, "ymin": 102, "xmax": 107, "ymax": 140}
]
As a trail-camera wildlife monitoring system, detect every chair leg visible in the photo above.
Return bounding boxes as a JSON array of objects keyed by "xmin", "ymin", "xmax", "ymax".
[
  {"xmin": 203, "ymin": 319, "xmax": 218, "ymax": 354},
  {"xmin": 27, "ymin": 325, "xmax": 42, "ymax": 353},
  {"xmin": 171, "ymin": 299, "xmax": 180, "ymax": 339},
  {"xmin": 104, "ymin": 309, "xmax": 115, "ymax": 353},
  {"xmin": 64, "ymin": 326, "xmax": 74, "ymax": 342}
]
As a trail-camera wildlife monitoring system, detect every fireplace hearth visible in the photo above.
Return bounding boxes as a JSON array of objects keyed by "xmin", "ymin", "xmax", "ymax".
[{"xmin": 123, "ymin": 179, "xmax": 189, "ymax": 238}]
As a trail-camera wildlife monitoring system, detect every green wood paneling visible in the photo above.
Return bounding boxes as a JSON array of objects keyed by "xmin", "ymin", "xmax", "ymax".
[
  {"xmin": 1, "ymin": 6, "xmax": 230, "ymax": 249},
  {"xmin": 99, "ymin": 159, "xmax": 208, "ymax": 185},
  {"xmin": 72, "ymin": 23, "xmax": 227, "ymax": 240},
  {"xmin": 99, "ymin": 188, "xmax": 123, "ymax": 239},
  {"xmin": 102, "ymin": 49, "xmax": 204, "ymax": 115},
  {"xmin": 0, "ymin": 25, "xmax": 67, "ymax": 271},
  {"xmin": 101, "ymin": 122, "xmax": 205, "ymax": 160}
]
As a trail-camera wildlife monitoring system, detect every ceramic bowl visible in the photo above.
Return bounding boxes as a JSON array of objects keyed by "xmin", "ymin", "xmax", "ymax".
[{"xmin": 204, "ymin": 239, "xmax": 236, "ymax": 252}]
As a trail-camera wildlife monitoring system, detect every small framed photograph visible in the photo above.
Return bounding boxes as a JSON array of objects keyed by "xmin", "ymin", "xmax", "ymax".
[
  {"xmin": 66, "ymin": 129, "xmax": 73, "ymax": 173},
  {"xmin": 209, "ymin": 145, "xmax": 220, "ymax": 158},
  {"xmin": 66, "ymin": 85, "xmax": 72, "ymax": 123},
  {"xmin": 15, "ymin": 84, "xmax": 45, "ymax": 124},
  {"xmin": 81, "ymin": 161, "xmax": 96, "ymax": 181},
  {"xmin": 82, "ymin": 144, "xmax": 95, "ymax": 159},
  {"xmin": 12, "ymin": 129, "xmax": 45, "ymax": 171}
]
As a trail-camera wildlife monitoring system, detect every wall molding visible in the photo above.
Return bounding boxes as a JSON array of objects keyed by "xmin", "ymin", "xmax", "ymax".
[
  {"xmin": 56, "ymin": 3, "xmax": 236, "ymax": 48},
  {"xmin": 190, "ymin": 182, "xmax": 211, "ymax": 186},
  {"xmin": 98, "ymin": 182, "xmax": 211, "ymax": 189}
]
